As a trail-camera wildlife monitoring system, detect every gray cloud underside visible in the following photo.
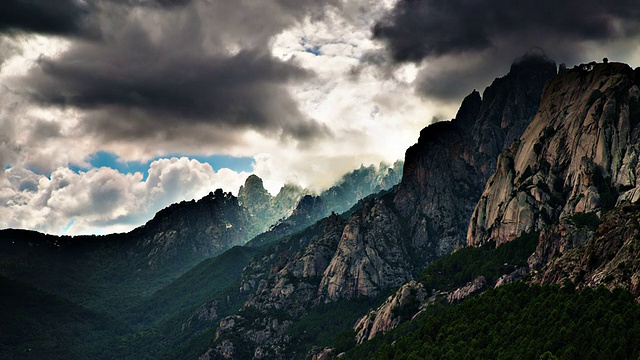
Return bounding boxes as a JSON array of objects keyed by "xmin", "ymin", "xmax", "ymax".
[
  {"xmin": 25, "ymin": 48, "xmax": 326, "ymax": 141},
  {"xmin": 0, "ymin": 0, "xmax": 193, "ymax": 38},
  {"xmin": 11, "ymin": 0, "xmax": 337, "ymax": 144},
  {"xmin": 374, "ymin": 0, "xmax": 640, "ymax": 62},
  {"xmin": 374, "ymin": 0, "xmax": 640, "ymax": 100},
  {"xmin": 0, "ymin": 0, "xmax": 93, "ymax": 36}
]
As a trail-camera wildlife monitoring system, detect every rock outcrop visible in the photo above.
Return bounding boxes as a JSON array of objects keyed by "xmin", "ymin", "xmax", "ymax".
[
  {"xmin": 318, "ymin": 199, "xmax": 412, "ymax": 301},
  {"xmin": 238, "ymin": 175, "xmax": 305, "ymax": 234},
  {"xmin": 469, "ymin": 63, "xmax": 640, "ymax": 246},
  {"xmin": 211, "ymin": 214, "xmax": 347, "ymax": 359},
  {"xmin": 447, "ymin": 276, "xmax": 487, "ymax": 303},
  {"xmin": 353, "ymin": 281, "xmax": 428, "ymax": 343},
  {"xmin": 532, "ymin": 203, "xmax": 640, "ymax": 300},
  {"xmin": 527, "ymin": 221, "xmax": 594, "ymax": 271},
  {"xmin": 494, "ymin": 267, "xmax": 528, "ymax": 288}
]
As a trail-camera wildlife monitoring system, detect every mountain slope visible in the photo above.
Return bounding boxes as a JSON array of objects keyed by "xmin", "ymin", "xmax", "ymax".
[
  {"xmin": 126, "ymin": 245, "xmax": 261, "ymax": 327},
  {"xmin": 343, "ymin": 282, "xmax": 640, "ymax": 360},
  {"xmin": 0, "ymin": 276, "xmax": 129, "ymax": 360},
  {"xmin": 533, "ymin": 202, "xmax": 640, "ymax": 299},
  {"xmin": 0, "ymin": 189, "xmax": 253, "ymax": 313}
]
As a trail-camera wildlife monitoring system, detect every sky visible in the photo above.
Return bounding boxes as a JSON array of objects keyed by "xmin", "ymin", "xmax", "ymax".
[{"xmin": 1, "ymin": 0, "xmax": 640, "ymax": 235}]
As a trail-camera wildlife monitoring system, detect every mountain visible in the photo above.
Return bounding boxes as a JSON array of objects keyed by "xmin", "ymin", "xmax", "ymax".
[
  {"xmin": 5, "ymin": 56, "xmax": 640, "ymax": 360},
  {"xmin": 0, "ymin": 160, "xmax": 402, "ymax": 315},
  {"xmin": 342, "ymin": 61, "xmax": 640, "ymax": 358},
  {"xmin": 0, "ymin": 160, "xmax": 405, "ymax": 359},
  {"xmin": 201, "ymin": 53, "xmax": 558, "ymax": 359},
  {"xmin": 0, "ymin": 189, "xmax": 253, "ymax": 313}
]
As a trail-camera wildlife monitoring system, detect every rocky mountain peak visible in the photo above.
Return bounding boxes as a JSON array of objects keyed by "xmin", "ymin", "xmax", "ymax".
[
  {"xmin": 242, "ymin": 174, "xmax": 266, "ymax": 189},
  {"xmin": 393, "ymin": 53, "xmax": 557, "ymax": 260},
  {"xmin": 471, "ymin": 53, "xmax": 557, "ymax": 161},
  {"xmin": 509, "ymin": 48, "xmax": 556, "ymax": 75},
  {"xmin": 238, "ymin": 175, "xmax": 270, "ymax": 204},
  {"xmin": 238, "ymin": 174, "xmax": 306, "ymax": 234},
  {"xmin": 468, "ymin": 62, "xmax": 640, "ymax": 246},
  {"xmin": 451, "ymin": 89, "xmax": 482, "ymax": 127}
]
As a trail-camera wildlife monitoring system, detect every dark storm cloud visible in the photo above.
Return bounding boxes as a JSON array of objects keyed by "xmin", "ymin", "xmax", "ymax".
[
  {"xmin": 121, "ymin": 0, "xmax": 192, "ymax": 7},
  {"xmin": 25, "ymin": 45, "xmax": 327, "ymax": 143},
  {"xmin": 373, "ymin": 0, "xmax": 640, "ymax": 100},
  {"xmin": 374, "ymin": 0, "xmax": 640, "ymax": 62},
  {"xmin": 17, "ymin": 0, "xmax": 335, "ymax": 145},
  {"xmin": 0, "ymin": 0, "xmax": 194, "ymax": 38},
  {"xmin": 0, "ymin": 0, "xmax": 93, "ymax": 37}
]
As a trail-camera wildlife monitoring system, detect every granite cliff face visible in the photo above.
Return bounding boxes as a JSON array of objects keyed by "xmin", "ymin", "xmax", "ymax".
[
  {"xmin": 468, "ymin": 63, "xmax": 640, "ymax": 246},
  {"xmin": 318, "ymin": 199, "xmax": 412, "ymax": 301},
  {"xmin": 395, "ymin": 53, "xmax": 557, "ymax": 260},
  {"xmin": 353, "ymin": 280, "xmax": 428, "ymax": 343},
  {"xmin": 531, "ymin": 203, "xmax": 640, "ymax": 300}
]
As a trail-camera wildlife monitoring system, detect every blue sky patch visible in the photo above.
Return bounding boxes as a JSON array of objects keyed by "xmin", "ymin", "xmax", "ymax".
[
  {"xmin": 305, "ymin": 45, "xmax": 322, "ymax": 56},
  {"xmin": 299, "ymin": 37, "xmax": 322, "ymax": 56},
  {"xmin": 62, "ymin": 219, "xmax": 75, "ymax": 234},
  {"xmin": 69, "ymin": 151, "xmax": 255, "ymax": 180}
]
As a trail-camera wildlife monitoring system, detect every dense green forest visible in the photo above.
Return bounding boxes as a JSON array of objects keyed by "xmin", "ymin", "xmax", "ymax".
[
  {"xmin": 0, "ymin": 276, "xmax": 129, "ymax": 360},
  {"xmin": 420, "ymin": 230, "xmax": 539, "ymax": 290},
  {"xmin": 342, "ymin": 282, "xmax": 640, "ymax": 360},
  {"xmin": 0, "ymin": 245, "xmax": 261, "ymax": 360},
  {"xmin": 287, "ymin": 294, "xmax": 390, "ymax": 356}
]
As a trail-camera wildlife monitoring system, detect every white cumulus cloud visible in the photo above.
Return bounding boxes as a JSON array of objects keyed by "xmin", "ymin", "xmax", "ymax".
[{"xmin": 0, "ymin": 158, "xmax": 250, "ymax": 235}]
